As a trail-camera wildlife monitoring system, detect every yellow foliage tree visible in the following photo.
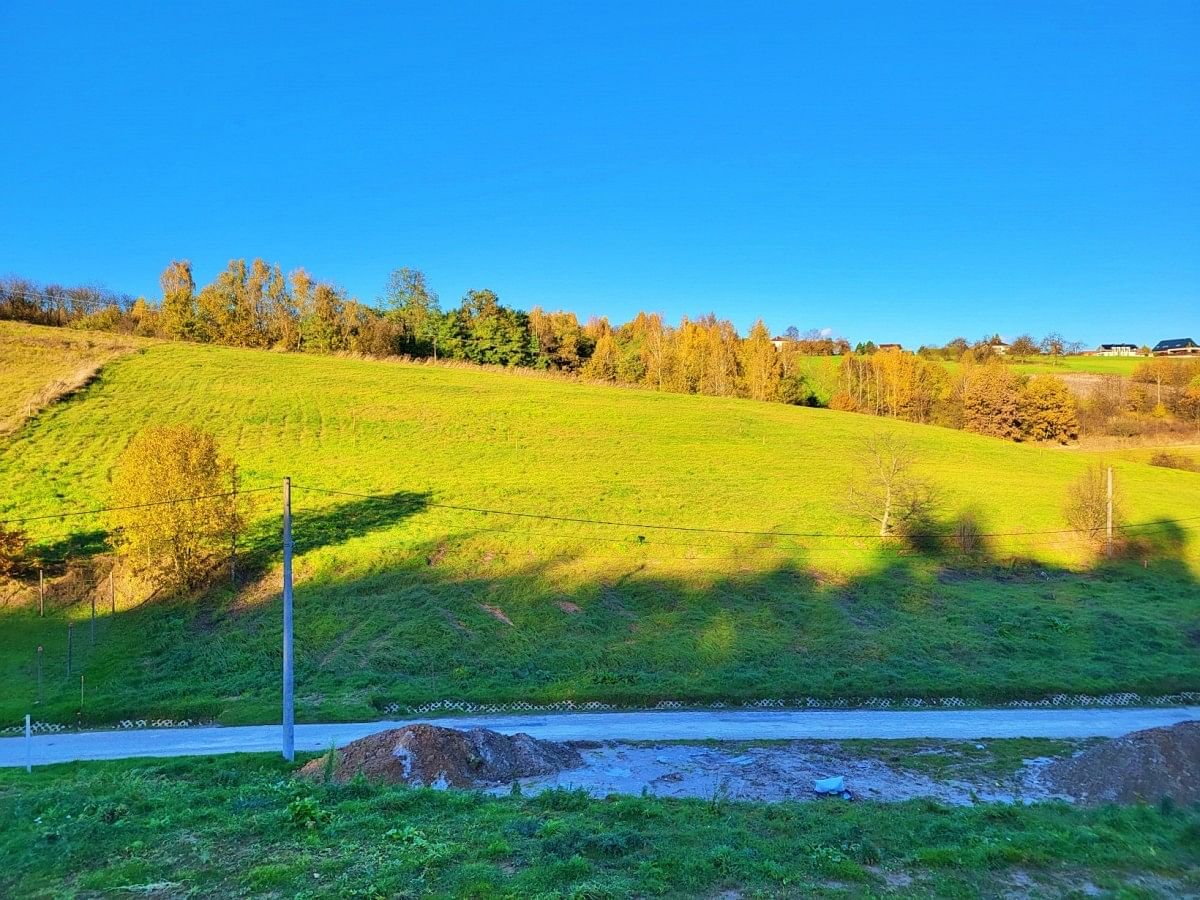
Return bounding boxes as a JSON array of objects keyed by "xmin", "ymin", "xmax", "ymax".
[
  {"xmin": 1022, "ymin": 376, "xmax": 1079, "ymax": 443},
  {"xmin": 110, "ymin": 426, "xmax": 242, "ymax": 591},
  {"xmin": 739, "ymin": 320, "xmax": 781, "ymax": 401}
]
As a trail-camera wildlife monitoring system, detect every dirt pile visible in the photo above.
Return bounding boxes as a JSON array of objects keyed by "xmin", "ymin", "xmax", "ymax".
[
  {"xmin": 1045, "ymin": 721, "xmax": 1199, "ymax": 805},
  {"xmin": 299, "ymin": 724, "xmax": 584, "ymax": 787}
]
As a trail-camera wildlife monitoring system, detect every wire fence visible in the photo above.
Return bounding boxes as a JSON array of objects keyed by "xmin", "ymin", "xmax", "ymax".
[{"xmin": 3, "ymin": 479, "xmax": 1199, "ymax": 732}]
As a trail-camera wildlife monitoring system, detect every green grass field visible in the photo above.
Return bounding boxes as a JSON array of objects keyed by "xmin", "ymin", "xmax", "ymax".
[
  {"xmin": 1, "ymin": 323, "xmax": 1198, "ymax": 725},
  {"xmin": 0, "ymin": 322, "xmax": 147, "ymax": 434},
  {"xmin": 1006, "ymin": 355, "xmax": 1147, "ymax": 376},
  {"xmin": 2, "ymin": 753, "xmax": 1197, "ymax": 898}
]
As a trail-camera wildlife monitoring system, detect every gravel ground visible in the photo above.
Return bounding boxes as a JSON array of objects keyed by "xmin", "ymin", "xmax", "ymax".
[{"xmin": 490, "ymin": 740, "xmax": 1074, "ymax": 804}]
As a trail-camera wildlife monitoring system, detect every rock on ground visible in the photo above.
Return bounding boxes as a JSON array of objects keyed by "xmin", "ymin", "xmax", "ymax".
[
  {"xmin": 299, "ymin": 724, "xmax": 584, "ymax": 787},
  {"xmin": 1045, "ymin": 721, "xmax": 1199, "ymax": 805}
]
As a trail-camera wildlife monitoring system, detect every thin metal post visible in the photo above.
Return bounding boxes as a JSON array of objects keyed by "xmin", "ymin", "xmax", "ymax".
[
  {"xmin": 25, "ymin": 715, "xmax": 32, "ymax": 773},
  {"xmin": 66, "ymin": 624, "xmax": 72, "ymax": 677},
  {"xmin": 39, "ymin": 570, "xmax": 44, "ymax": 617},
  {"xmin": 91, "ymin": 593, "xmax": 96, "ymax": 645},
  {"xmin": 230, "ymin": 472, "xmax": 238, "ymax": 586},
  {"xmin": 1106, "ymin": 466, "xmax": 1114, "ymax": 558},
  {"xmin": 282, "ymin": 477, "xmax": 294, "ymax": 762}
]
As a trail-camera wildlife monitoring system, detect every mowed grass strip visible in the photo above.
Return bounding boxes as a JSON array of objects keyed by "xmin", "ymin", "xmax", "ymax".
[
  {"xmin": 1, "ymin": 754, "xmax": 1197, "ymax": 898},
  {"xmin": 0, "ymin": 324, "xmax": 1197, "ymax": 724}
]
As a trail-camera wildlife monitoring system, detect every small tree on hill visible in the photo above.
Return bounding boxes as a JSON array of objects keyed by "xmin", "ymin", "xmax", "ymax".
[
  {"xmin": 110, "ymin": 425, "xmax": 243, "ymax": 591},
  {"xmin": 845, "ymin": 432, "xmax": 937, "ymax": 539},
  {"xmin": 1064, "ymin": 464, "xmax": 1122, "ymax": 548}
]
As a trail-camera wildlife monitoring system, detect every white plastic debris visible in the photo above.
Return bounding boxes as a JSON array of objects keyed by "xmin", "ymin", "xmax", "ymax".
[{"xmin": 813, "ymin": 775, "xmax": 851, "ymax": 799}]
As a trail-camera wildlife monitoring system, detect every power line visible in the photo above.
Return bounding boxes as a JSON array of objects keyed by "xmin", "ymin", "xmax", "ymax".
[
  {"xmin": 293, "ymin": 482, "xmax": 1200, "ymax": 541},
  {"xmin": 0, "ymin": 485, "xmax": 275, "ymax": 526}
]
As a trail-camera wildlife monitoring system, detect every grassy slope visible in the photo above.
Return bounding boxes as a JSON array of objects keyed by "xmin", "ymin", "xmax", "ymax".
[
  {"xmin": 0, "ymin": 322, "xmax": 148, "ymax": 432},
  {"xmin": 1, "ymin": 324, "xmax": 1198, "ymax": 724},
  {"xmin": 1, "ymin": 754, "xmax": 1196, "ymax": 898}
]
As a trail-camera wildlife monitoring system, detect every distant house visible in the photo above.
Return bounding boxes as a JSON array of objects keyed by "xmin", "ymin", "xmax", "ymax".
[
  {"xmin": 1092, "ymin": 343, "xmax": 1139, "ymax": 357},
  {"xmin": 1152, "ymin": 338, "xmax": 1199, "ymax": 356},
  {"xmin": 989, "ymin": 339, "xmax": 1010, "ymax": 356},
  {"xmin": 877, "ymin": 343, "xmax": 903, "ymax": 352},
  {"xmin": 770, "ymin": 336, "xmax": 788, "ymax": 351}
]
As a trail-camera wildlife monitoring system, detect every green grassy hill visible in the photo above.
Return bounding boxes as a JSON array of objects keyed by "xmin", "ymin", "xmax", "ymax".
[{"xmin": 1, "ymin": 323, "xmax": 1197, "ymax": 724}]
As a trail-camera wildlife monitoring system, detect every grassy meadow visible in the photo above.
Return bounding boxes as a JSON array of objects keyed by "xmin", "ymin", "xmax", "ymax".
[
  {"xmin": 0, "ymin": 322, "xmax": 148, "ymax": 435},
  {"xmin": 0, "ymin": 323, "xmax": 1198, "ymax": 725},
  {"xmin": 2, "ymin": 753, "xmax": 1197, "ymax": 898}
]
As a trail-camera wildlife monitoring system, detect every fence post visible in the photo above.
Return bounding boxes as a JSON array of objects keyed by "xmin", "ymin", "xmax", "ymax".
[
  {"xmin": 282, "ymin": 477, "xmax": 294, "ymax": 762},
  {"xmin": 25, "ymin": 715, "xmax": 32, "ymax": 773},
  {"xmin": 39, "ymin": 570, "xmax": 44, "ymax": 617}
]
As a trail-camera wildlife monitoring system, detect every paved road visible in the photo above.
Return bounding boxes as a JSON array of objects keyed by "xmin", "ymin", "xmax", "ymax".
[{"xmin": 3, "ymin": 707, "xmax": 1198, "ymax": 768}]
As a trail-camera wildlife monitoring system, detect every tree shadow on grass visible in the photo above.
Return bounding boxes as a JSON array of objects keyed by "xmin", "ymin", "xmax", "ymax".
[
  {"xmin": 237, "ymin": 490, "xmax": 431, "ymax": 572},
  {"xmin": 5, "ymin": 500, "xmax": 1198, "ymax": 726}
]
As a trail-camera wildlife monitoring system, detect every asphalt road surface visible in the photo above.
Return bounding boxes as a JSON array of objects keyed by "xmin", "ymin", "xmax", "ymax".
[{"xmin": 3, "ymin": 706, "xmax": 1198, "ymax": 768}]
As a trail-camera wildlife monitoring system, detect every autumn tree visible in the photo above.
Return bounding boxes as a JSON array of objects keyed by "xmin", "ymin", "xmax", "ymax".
[
  {"xmin": 739, "ymin": 320, "xmax": 781, "ymax": 401},
  {"xmin": 582, "ymin": 332, "xmax": 619, "ymax": 381},
  {"xmin": 267, "ymin": 263, "xmax": 299, "ymax": 350},
  {"xmin": 109, "ymin": 426, "xmax": 243, "ymax": 591},
  {"xmin": 300, "ymin": 282, "xmax": 349, "ymax": 353},
  {"xmin": 530, "ymin": 308, "xmax": 591, "ymax": 371},
  {"xmin": 159, "ymin": 260, "xmax": 196, "ymax": 340},
  {"xmin": 1021, "ymin": 376, "xmax": 1079, "ymax": 443},
  {"xmin": 1132, "ymin": 357, "xmax": 1176, "ymax": 410},
  {"xmin": 961, "ymin": 363, "xmax": 1024, "ymax": 440},
  {"xmin": 845, "ymin": 432, "xmax": 937, "ymax": 539}
]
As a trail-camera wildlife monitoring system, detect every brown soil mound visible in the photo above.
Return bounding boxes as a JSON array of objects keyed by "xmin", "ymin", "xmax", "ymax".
[
  {"xmin": 1045, "ymin": 721, "xmax": 1200, "ymax": 805},
  {"xmin": 299, "ymin": 724, "xmax": 584, "ymax": 787}
]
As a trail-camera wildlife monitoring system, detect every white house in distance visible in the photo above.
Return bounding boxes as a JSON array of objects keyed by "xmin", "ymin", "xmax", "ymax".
[{"xmin": 1090, "ymin": 343, "xmax": 1139, "ymax": 357}]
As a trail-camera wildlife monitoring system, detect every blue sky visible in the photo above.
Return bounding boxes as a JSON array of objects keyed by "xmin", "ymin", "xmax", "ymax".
[{"xmin": 1, "ymin": 1, "xmax": 1196, "ymax": 347}]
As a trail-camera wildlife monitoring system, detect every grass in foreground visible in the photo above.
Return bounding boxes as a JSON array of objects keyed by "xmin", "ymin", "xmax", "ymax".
[
  {"xmin": 1, "ymin": 324, "xmax": 1198, "ymax": 725},
  {"xmin": 1, "ymin": 754, "xmax": 1197, "ymax": 898}
]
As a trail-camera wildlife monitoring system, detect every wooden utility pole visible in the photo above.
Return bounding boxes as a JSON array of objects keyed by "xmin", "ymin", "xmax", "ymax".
[
  {"xmin": 1106, "ymin": 466, "xmax": 1114, "ymax": 558},
  {"xmin": 282, "ymin": 477, "xmax": 294, "ymax": 762}
]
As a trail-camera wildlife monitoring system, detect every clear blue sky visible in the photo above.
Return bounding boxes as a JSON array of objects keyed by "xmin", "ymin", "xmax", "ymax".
[{"xmin": 2, "ymin": 1, "xmax": 1196, "ymax": 347}]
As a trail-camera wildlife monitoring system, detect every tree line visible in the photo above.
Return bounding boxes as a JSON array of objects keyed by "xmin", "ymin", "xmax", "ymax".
[
  {"xmin": 3, "ymin": 262, "xmax": 1196, "ymax": 444},
  {"xmin": 831, "ymin": 350, "xmax": 1082, "ymax": 443}
]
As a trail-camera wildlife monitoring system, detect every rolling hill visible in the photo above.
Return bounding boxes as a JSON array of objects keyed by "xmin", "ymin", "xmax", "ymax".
[{"xmin": 1, "ymin": 322, "xmax": 1197, "ymax": 725}]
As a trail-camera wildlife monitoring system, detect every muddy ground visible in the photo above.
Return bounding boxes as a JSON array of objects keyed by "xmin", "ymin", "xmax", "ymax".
[
  {"xmin": 489, "ymin": 739, "xmax": 1077, "ymax": 804},
  {"xmin": 307, "ymin": 722, "xmax": 1198, "ymax": 806}
]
